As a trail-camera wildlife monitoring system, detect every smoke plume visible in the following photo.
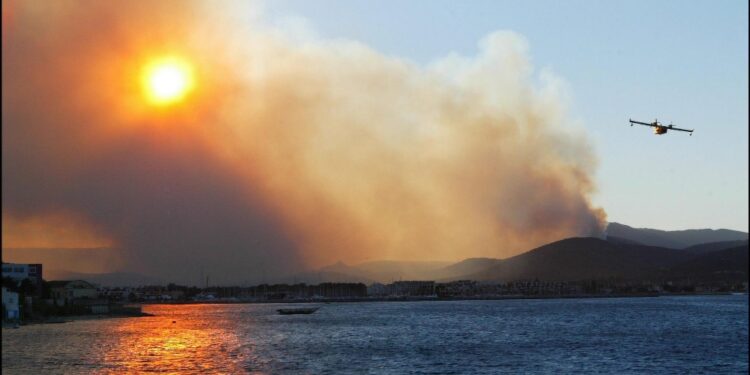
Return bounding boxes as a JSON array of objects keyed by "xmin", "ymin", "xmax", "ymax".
[{"xmin": 2, "ymin": 1, "xmax": 605, "ymax": 284}]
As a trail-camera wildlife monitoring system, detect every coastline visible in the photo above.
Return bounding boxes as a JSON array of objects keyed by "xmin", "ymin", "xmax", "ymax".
[
  {"xmin": 2, "ymin": 312, "xmax": 154, "ymax": 328},
  {"xmin": 140, "ymin": 291, "xmax": 743, "ymax": 306},
  {"xmin": 3, "ymin": 293, "xmax": 743, "ymax": 328}
]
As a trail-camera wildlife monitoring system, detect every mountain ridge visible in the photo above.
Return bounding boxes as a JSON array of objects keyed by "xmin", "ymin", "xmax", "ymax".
[
  {"xmin": 6, "ymin": 224, "xmax": 747, "ymax": 286},
  {"xmin": 604, "ymin": 222, "xmax": 748, "ymax": 249}
]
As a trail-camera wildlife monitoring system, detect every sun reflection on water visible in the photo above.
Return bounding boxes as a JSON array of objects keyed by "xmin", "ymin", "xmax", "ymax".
[{"xmin": 98, "ymin": 305, "xmax": 250, "ymax": 374}]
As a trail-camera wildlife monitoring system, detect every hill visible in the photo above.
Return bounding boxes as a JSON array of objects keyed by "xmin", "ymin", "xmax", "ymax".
[
  {"xmin": 682, "ymin": 240, "xmax": 749, "ymax": 255},
  {"xmin": 660, "ymin": 244, "xmax": 749, "ymax": 282},
  {"xmin": 435, "ymin": 258, "xmax": 502, "ymax": 281},
  {"xmin": 604, "ymin": 222, "xmax": 748, "ymax": 249},
  {"xmin": 308, "ymin": 237, "xmax": 749, "ymax": 285},
  {"xmin": 461, "ymin": 237, "xmax": 694, "ymax": 282}
]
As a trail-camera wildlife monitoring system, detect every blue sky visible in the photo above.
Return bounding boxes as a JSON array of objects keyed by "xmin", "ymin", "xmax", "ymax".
[{"xmin": 260, "ymin": 0, "xmax": 748, "ymax": 231}]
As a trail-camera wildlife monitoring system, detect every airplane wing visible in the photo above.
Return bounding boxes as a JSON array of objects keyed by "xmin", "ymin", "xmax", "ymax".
[
  {"xmin": 629, "ymin": 119, "xmax": 655, "ymax": 127},
  {"xmin": 669, "ymin": 126, "xmax": 693, "ymax": 133}
]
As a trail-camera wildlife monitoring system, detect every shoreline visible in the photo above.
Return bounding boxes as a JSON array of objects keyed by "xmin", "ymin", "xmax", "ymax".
[
  {"xmin": 3, "ymin": 293, "xmax": 743, "ymax": 328},
  {"xmin": 2, "ymin": 312, "xmax": 153, "ymax": 328},
  {"xmin": 140, "ymin": 291, "xmax": 744, "ymax": 305}
]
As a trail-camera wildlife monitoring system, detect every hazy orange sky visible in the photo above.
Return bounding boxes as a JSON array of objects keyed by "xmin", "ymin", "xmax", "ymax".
[{"xmin": 3, "ymin": 1, "xmax": 607, "ymax": 284}]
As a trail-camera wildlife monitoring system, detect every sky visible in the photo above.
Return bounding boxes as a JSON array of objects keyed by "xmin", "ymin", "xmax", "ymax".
[
  {"xmin": 260, "ymin": 0, "xmax": 749, "ymax": 232},
  {"xmin": 1, "ymin": 1, "xmax": 747, "ymax": 284}
]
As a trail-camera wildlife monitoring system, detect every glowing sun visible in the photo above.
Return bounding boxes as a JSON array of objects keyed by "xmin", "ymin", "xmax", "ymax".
[{"xmin": 141, "ymin": 57, "xmax": 194, "ymax": 105}]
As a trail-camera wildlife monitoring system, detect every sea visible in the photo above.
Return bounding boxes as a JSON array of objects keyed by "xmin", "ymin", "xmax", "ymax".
[{"xmin": 2, "ymin": 295, "xmax": 748, "ymax": 374}]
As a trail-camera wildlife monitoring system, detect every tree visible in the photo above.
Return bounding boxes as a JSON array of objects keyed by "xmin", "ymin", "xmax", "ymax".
[
  {"xmin": 19, "ymin": 278, "xmax": 36, "ymax": 296},
  {"xmin": 2, "ymin": 276, "xmax": 18, "ymax": 291},
  {"xmin": 41, "ymin": 280, "xmax": 52, "ymax": 299}
]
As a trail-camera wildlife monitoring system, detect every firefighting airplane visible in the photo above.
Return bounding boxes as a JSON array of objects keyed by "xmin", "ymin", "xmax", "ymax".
[{"xmin": 629, "ymin": 118, "xmax": 694, "ymax": 136}]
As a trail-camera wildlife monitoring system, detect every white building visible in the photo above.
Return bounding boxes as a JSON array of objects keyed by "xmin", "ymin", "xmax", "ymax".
[
  {"xmin": 2, "ymin": 287, "xmax": 20, "ymax": 320},
  {"xmin": 49, "ymin": 280, "xmax": 98, "ymax": 305},
  {"xmin": 3, "ymin": 263, "xmax": 38, "ymax": 278},
  {"xmin": 2, "ymin": 263, "xmax": 43, "ymax": 288}
]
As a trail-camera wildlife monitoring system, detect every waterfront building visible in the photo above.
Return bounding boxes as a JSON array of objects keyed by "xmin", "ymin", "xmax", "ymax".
[
  {"xmin": 98, "ymin": 287, "xmax": 131, "ymax": 301},
  {"xmin": 314, "ymin": 283, "xmax": 367, "ymax": 298},
  {"xmin": 73, "ymin": 298, "xmax": 111, "ymax": 314},
  {"xmin": 367, "ymin": 283, "xmax": 388, "ymax": 296},
  {"xmin": 2, "ymin": 287, "xmax": 20, "ymax": 320},
  {"xmin": 232, "ymin": 283, "xmax": 369, "ymax": 301},
  {"xmin": 436, "ymin": 280, "xmax": 478, "ymax": 297},
  {"xmin": 49, "ymin": 280, "xmax": 98, "ymax": 305},
  {"xmin": 389, "ymin": 281, "xmax": 435, "ymax": 297},
  {"xmin": 2, "ymin": 263, "xmax": 43, "ymax": 288}
]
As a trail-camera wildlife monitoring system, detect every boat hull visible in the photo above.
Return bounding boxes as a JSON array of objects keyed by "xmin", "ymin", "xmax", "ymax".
[{"xmin": 277, "ymin": 307, "xmax": 319, "ymax": 315}]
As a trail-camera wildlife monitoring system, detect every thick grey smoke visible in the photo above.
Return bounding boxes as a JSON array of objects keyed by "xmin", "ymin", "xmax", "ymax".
[{"xmin": 2, "ymin": 1, "xmax": 605, "ymax": 284}]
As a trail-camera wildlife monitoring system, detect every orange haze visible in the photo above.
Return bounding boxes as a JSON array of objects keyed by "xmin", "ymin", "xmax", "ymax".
[{"xmin": 2, "ymin": 1, "xmax": 605, "ymax": 284}]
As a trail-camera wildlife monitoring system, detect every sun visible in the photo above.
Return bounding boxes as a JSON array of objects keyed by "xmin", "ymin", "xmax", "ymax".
[{"xmin": 141, "ymin": 57, "xmax": 194, "ymax": 105}]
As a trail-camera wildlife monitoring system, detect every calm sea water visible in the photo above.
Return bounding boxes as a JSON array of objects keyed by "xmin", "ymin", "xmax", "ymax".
[{"xmin": 2, "ymin": 295, "xmax": 747, "ymax": 374}]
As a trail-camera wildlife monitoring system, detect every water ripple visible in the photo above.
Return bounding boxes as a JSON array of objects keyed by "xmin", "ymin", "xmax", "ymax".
[{"xmin": 2, "ymin": 296, "xmax": 747, "ymax": 374}]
